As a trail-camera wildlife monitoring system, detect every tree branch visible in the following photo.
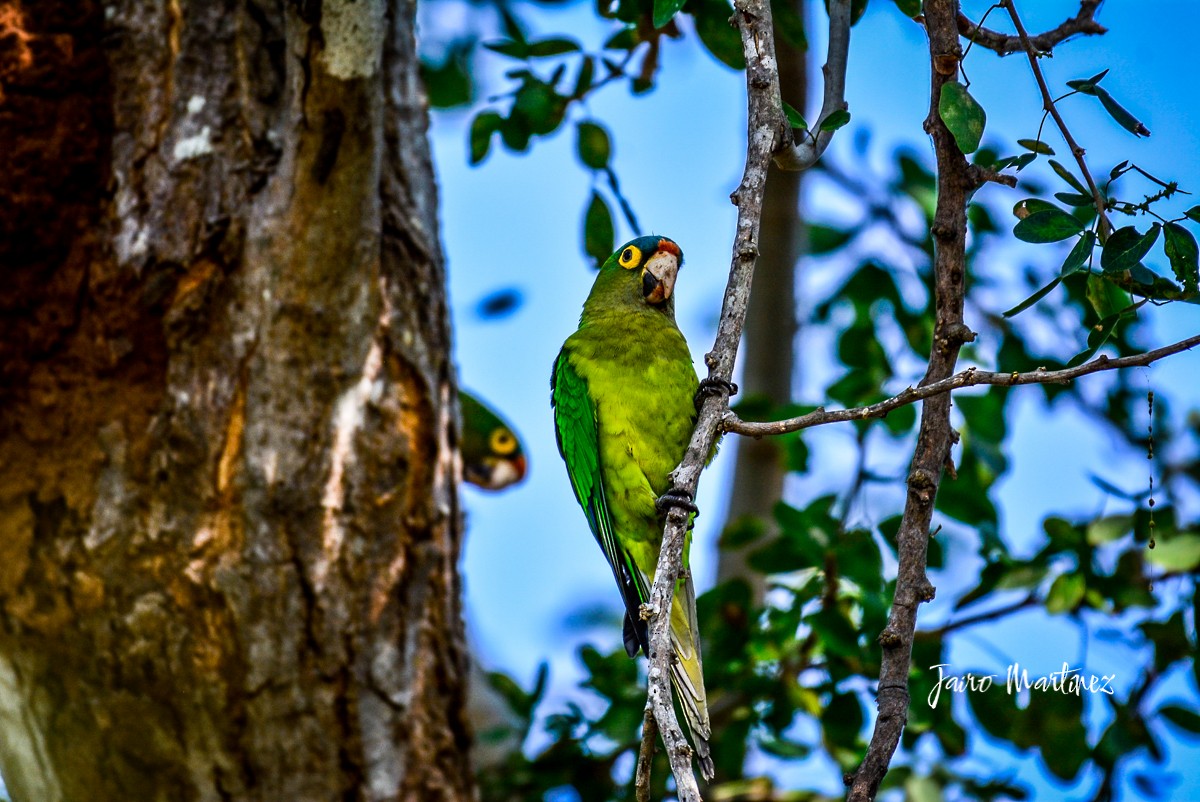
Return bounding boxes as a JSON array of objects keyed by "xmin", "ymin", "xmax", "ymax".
[
  {"xmin": 635, "ymin": 702, "xmax": 657, "ymax": 802},
  {"xmin": 846, "ymin": 2, "xmax": 976, "ymax": 798},
  {"xmin": 1002, "ymin": 0, "xmax": 1112, "ymax": 240},
  {"xmin": 723, "ymin": 334, "xmax": 1200, "ymax": 437},
  {"xmin": 774, "ymin": 0, "xmax": 852, "ymax": 171},
  {"xmin": 918, "ymin": 594, "xmax": 1039, "ymax": 640},
  {"xmin": 636, "ymin": 0, "xmax": 790, "ymax": 795},
  {"xmin": 955, "ymin": 0, "xmax": 1105, "ymax": 57}
]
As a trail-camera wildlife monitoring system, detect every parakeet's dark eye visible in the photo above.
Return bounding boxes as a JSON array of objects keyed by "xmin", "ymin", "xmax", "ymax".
[
  {"xmin": 489, "ymin": 428, "xmax": 517, "ymax": 455},
  {"xmin": 618, "ymin": 245, "xmax": 641, "ymax": 269}
]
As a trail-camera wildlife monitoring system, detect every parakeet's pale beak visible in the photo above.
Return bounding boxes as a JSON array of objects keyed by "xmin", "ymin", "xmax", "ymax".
[
  {"xmin": 641, "ymin": 249, "xmax": 679, "ymax": 305},
  {"xmin": 468, "ymin": 454, "xmax": 527, "ymax": 491}
]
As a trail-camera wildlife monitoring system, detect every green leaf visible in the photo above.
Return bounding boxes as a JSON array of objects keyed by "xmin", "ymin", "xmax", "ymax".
[
  {"xmin": 1088, "ymin": 514, "xmax": 1132, "ymax": 545},
  {"xmin": 1163, "ymin": 222, "xmax": 1200, "ymax": 292},
  {"xmin": 782, "ymin": 100, "xmax": 808, "ymax": 132},
  {"xmin": 527, "ymin": 37, "xmax": 581, "ymax": 57},
  {"xmin": 1061, "ymin": 231, "xmax": 1096, "ymax": 276},
  {"xmin": 819, "ymin": 108, "xmax": 852, "ymax": 132},
  {"xmin": 1049, "ymin": 159, "xmax": 1089, "ymax": 194},
  {"xmin": 483, "ymin": 39, "xmax": 531, "ymax": 59},
  {"xmin": 1146, "ymin": 534, "xmax": 1200, "ymax": 571},
  {"xmin": 1017, "ymin": 138, "xmax": 1054, "ymax": 155},
  {"xmin": 891, "ymin": 0, "xmax": 921, "ymax": 15},
  {"xmin": 1066, "ymin": 68, "xmax": 1107, "ymax": 95},
  {"xmin": 653, "ymin": 0, "xmax": 687, "ymax": 27},
  {"xmin": 1014, "ymin": 209, "xmax": 1084, "ymax": 243},
  {"xmin": 1046, "ymin": 573, "xmax": 1086, "ymax": 614},
  {"xmin": 1185, "ymin": 205, "xmax": 1200, "ymax": 224},
  {"xmin": 571, "ymin": 56, "xmax": 595, "ymax": 98},
  {"xmin": 469, "ymin": 111, "xmax": 503, "ymax": 164},
  {"xmin": 1101, "ymin": 225, "xmax": 1161, "ymax": 273},
  {"xmin": 1094, "ymin": 86, "xmax": 1151, "ymax": 137},
  {"xmin": 1013, "ymin": 198, "xmax": 1063, "ymax": 219},
  {"xmin": 1055, "ymin": 192, "xmax": 1095, "ymax": 208},
  {"xmin": 420, "ymin": 44, "xmax": 473, "ymax": 109},
  {"xmin": 603, "ymin": 27, "xmax": 638, "ymax": 50},
  {"xmin": 809, "ymin": 223, "xmax": 853, "ymax": 255},
  {"xmin": 584, "ymin": 192, "xmax": 614, "ymax": 267},
  {"xmin": 1003, "ymin": 277, "xmax": 1061, "ymax": 318},
  {"xmin": 773, "ymin": 0, "xmax": 807, "ymax": 48},
  {"xmin": 576, "ymin": 121, "xmax": 611, "ymax": 170},
  {"xmin": 939, "ymin": 82, "xmax": 986, "ymax": 154},
  {"xmin": 693, "ymin": 0, "xmax": 746, "ymax": 69},
  {"xmin": 1160, "ymin": 704, "xmax": 1200, "ymax": 735}
]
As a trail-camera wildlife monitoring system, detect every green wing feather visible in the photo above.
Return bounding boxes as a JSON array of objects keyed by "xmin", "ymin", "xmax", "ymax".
[{"xmin": 551, "ymin": 349, "xmax": 649, "ymax": 651}]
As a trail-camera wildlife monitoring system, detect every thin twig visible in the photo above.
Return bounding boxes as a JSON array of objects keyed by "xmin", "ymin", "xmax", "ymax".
[
  {"xmin": 635, "ymin": 702, "xmax": 657, "ymax": 802},
  {"xmin": 635, "ymin": 0, "xmax": 788, "ymax": 794},
  {"xmin": 955, "ymin": 0, "xmax": 1105, "ymax": 56},
  {"xmin": 723, "ymin": 334, "xmax": 1200, "ymax": 437},
  {"xmin": 1002, "ymin": 0, "xmax": 1112, "ymax": 240},
  {"xmin": 775, "ymin": 0, "xmax": 852, "ymax": 171},
  {"xmin": 918, "ymin": 594, "xmax": 1039, "ymax": 639}
]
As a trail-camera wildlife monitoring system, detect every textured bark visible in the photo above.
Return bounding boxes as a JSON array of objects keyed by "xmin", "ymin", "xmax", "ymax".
[
  {"xmin": 717, "ymin": 0, "xmax": 807, "ymax": 600},
  {"xmin": 0, "ymin": 1, "xmax": 472, "ymax": 800}
]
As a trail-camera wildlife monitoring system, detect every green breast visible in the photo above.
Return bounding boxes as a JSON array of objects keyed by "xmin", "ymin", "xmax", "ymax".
[{"xmin": 564, "ymin": 308, "xmax": 698, "ymax": 548}]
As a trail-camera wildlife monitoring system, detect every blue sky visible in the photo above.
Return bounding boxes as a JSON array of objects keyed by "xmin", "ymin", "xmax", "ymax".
[{"xmin": 423, "ymin": 1, "xmax": 1200, "ymax": 797}]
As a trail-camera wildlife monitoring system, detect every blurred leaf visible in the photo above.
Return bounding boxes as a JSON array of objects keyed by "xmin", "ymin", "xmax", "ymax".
[
  {"xmin": 1003, "ymin": 277, "xmax": 1061, "ymax": 318},
  {"xmin": 571, "ymin": 56, "xmax": 595, "ymax": 98},
  {"xmin": 1087, "ymin": 515, "xmax": 1131, "ymax": 545},
  {"xmin": 1094, "ymin": 85, "xmax": 1151, "ymax": 137},
  {"xmin": 773, "ymin": 0, "xmax": 808, "ymax": 49},
  {"xmin": 1014, "ymin": 208, "xmax": 1084, "ymax": 243},
  {"xmin": 470, "ymin": 111, "xmax": 503, "ymax": 164},
  {"xmin": 1160, "ymin": 704, "xmax": 1200, "ymax": 735},
  {"xmin": 1163, "ymin": 222, "xmax": 1200, "ymax": 292},
  {"xmin": 1017, "ymin": 138, "xmax": 1054, "ymax": 155},
  {"xmin": 693, "ymin": 0, "xmax": 746, "ymax": 69},
  {"xmin": 892, "ymin": 0, "xmax": 921, "ymax": 15},
  {"xmin": 939, "ymin": 83, "xmax": 986, "ymax": 154},
  {"xmin": 1101, "ymin": 224, "xmax": 1160, "ymax": 273},
  {"xmin": 483, "ymin": 39, "xmax": 531, "ymax": 59},
  {"xmin": 476, "ymin": 288, "xmax": 523, "ymax": 319},
  {"xmin": 603, "ymin": 26, "xmax": 638, "ymax": 50},
  {"xmin": 583, "ymin": 192, "xmax": 614, "ymax": 267},
  {"xmin": 809, "ymin": 223, "xmax": 853, "ymax": 254},
  {"xmin": 905, "ymin": 774, "xmax": 945, "ymax": 802},
  {"xmin": 421, "ymin": 43, "xmax": 473, "ymax": 108},
  {"xmin": 721, "ymin": 515, "xmax": 766, "ymax": 549},
  {"xmin": 576, "ymin": 121, "xmax": 611, "ymax": 170},
  {"xmin": 1045, "ymin": 572, "xmax": 1085, "ymax": 614},
  {"xmin": 1146, "ymin": 534, "xmax": 1200, "ymax": 571},
  {"xmin": 528, "ymin": 37, "xmax": 581, "ymax": 57},
  {"xmin": 653, "ymin": 0, "xmax": 687, "ymax": 28}
]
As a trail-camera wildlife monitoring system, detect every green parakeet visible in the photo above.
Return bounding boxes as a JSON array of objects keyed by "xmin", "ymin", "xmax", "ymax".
[
  {"xmin": 459, "ymin": 390, "xmax": 528, "ymax": 490},
  {"xmin": 551, "ymin": 235, "xmax": 714, "ymax": 780}
]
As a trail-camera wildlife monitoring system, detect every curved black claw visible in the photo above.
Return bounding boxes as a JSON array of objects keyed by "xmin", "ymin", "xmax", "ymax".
[
  {"xmin": 656, "ymin": 487, "xmax": 699, "ymax": 519},
  {"xmin": 694, "ymin": 377, "xmax": 738, "ymax": 411}
]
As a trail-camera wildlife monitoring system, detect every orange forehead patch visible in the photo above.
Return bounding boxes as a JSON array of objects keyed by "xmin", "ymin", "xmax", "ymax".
[{"xmin": 656, "ymin": 238, "xmax": 681, "ymax": 258}]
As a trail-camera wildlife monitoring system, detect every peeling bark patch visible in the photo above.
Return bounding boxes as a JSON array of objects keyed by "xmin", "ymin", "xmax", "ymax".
[
  {"xmin": 319, "ymin": 0, "xmax": 384, "ymax": 79},
  {"xmin": 317, "ymin": 340, "xmax": 384, "ymax": 588},
  {"xmin": 173, "ymin": 124, "xmax": 213, "ymax": 160},
  {"xmin": 0, "ymin": 655, "xmax": 63, "ymax": 802}
]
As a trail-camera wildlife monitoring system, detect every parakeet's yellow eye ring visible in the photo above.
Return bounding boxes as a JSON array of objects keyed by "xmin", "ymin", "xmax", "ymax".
[
  {"xmin": 489, "ymin": 428, "xmax": 517, "ymax": 455},
  {"xmin": 618, "ymin": 246, "xmax": 641, "ymax": 269}
]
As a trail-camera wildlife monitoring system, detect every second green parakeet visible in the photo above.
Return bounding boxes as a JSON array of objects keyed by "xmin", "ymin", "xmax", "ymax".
[
  {"xmin": 551, "ymin": 235, "xmax": 714, "ymax": 780},
  {"xmin": 460, "ymin": 390, "xmax": 527, "ymax": 491}
]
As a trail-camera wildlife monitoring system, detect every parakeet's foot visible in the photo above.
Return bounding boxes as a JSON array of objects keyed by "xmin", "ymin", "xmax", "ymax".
[
  {"xmin": 656, "ymin": 487, "xmax": 699, "ymax": 518},
  {"xmin": 694, "ymin": 377, "xmax": 738, "ymax": 411}
]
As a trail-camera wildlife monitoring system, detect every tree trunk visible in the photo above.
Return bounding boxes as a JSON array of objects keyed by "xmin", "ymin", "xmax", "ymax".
[
  {"xmin": 0, "ymin": 2, "xmax": 472, "ymax": 800},
  {"xmin": 717, "ymin": 0, "xmax": 808, "ymax": 601}
]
